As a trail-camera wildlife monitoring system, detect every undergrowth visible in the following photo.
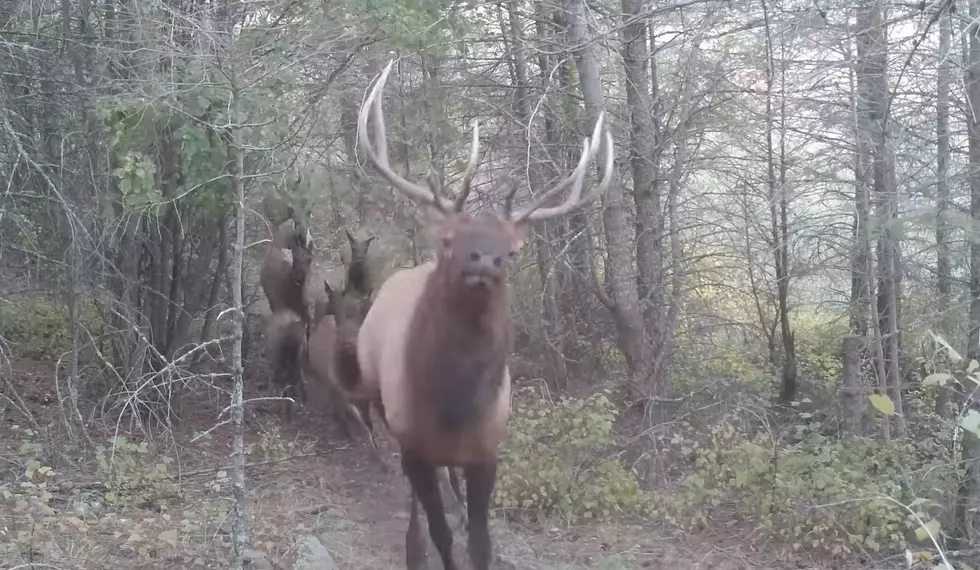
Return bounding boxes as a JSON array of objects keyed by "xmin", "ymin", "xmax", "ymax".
[
  {"xmin": 0, "ymin": 430, "xmax": 231, "ymax": 568},
  {"xmin": 653, "ymin": 413, "xmax": 960, "ymax": 559},
  {"xmin": 0, "ymin": 295, "xmax": 102, "ymax": 360},
  {"xmin": 495, "ymin": 387, "xmax": 644, "ymax": 522}
]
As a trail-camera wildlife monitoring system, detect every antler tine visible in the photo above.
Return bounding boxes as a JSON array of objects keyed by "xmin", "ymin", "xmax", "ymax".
[
  {"xmin": 357, "ymin": 60, "xmax": 454, "ymax": 212},
  {"xmin": 453, "ymin": 120, "xmax": 480, "ymax": 212},
  {"xmin": 553, "ymin": 131, "xmax": 614, "ymax": 217},
  {"xmin": 510, "ymin": 111, "xmax": 611, "ymax": 223},
  {"xmin": 425, "ymin": 171, "xmax": 449, "ymax": 214},
  {"xmin": 500, "ymin": 177, "xmax": 520, "ymax": 218}
]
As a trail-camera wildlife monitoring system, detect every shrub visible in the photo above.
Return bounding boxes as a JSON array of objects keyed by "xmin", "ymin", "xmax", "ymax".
[
  {"xmin": 95, "ymin": 436, "xmax": 180, "ymax": 509},
  {"xmin": 494, "ymin": 388, "xmax": 644, "ymax": 522},
  {"xmin": 0, "ymin": 295, "xmax": 102, "ymax": 361},
  {"xmin": 653, "ymin": 416, "xmax": 959, "ymax": 558}
]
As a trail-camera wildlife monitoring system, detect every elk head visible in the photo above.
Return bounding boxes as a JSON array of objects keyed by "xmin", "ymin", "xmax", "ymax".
[
  {"xmin": 346, "ymin": 229, "xmax": 377, "ymax": 260},
  {"xmin": 356, "ymin": 60, "xmax": 614, "ymax": 290}
]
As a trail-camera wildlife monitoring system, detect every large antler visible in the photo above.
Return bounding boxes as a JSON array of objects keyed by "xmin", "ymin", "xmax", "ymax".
[
  {"xmin": 357, "ymin": 60, "xmax": 481, "ymax": 214},
  {"xmin": 506, "ymin": 112, "xmax": 615, "ymax": 223}
]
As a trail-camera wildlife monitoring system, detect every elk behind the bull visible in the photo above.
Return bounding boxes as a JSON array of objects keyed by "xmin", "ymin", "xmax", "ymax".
[
  {"xmin": 260, "ymin": 218, "xmax": 314, "ymax": 328},
  {"xmin": 307, "ymin": 280, "xmax": 377, "ymax": 447},
  {"xmin": 264, "ymin": 309, "xmax": 308, "ymax": 423}
]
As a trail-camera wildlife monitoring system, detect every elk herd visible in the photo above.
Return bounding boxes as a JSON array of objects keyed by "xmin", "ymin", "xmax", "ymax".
[{"xmin": 257, "ymin": 60, "xmax": 613, "ymax": 570}]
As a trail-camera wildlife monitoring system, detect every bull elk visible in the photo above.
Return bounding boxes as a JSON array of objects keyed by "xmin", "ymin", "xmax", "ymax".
[
  {"xmin": 355, "ymin": 61, "xmax": 613, "ymax": 570},
  {"xmin": 310, "ymin": 278, "xmax": 469, "ymax": 524}
]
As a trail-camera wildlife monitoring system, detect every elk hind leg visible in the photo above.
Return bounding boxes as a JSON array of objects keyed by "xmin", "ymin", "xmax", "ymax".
[
  {"xmin": 406, "ymin": 488, "xmax": 429, "ymax": 570},
  {"xmin": 440, "ymin": 467, "xmax": 467, "ymax": 531}
]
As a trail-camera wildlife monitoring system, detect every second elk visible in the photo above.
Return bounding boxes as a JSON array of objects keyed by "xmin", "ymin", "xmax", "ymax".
[
  {"xmin": 260, "ymin": 218, "xmax": 314, "ymax": 422},
  {"xmin": 354, "ymin": 61, "xmax": 613, "ymax": 570},
  {"xmin": 306, "ymin": 280, "xmax": 379, "ymax": 450}
]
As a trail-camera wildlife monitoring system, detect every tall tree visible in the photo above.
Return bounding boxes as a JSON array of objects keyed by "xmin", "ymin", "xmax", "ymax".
[
  {"xmin": 621, "ymin": 0, "xmax": 672, "ymax": 406},
  {"xmin": 564, "ymin": 0, "xmax": 651, "ymax": 405},
  {"xmin": 855, "ymin": 0, "xmax": 905, "ymax": 436},
  {"xmin": 936, "ymin": 5, "xmax": 953, "ymax": 417}
]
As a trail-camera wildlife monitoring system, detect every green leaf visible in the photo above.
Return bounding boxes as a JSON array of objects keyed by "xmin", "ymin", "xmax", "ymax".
[
  {"xmin": 868, "ymin": 394, "xmax": 895, "ymax": 416},
  {"xmin": 923, "ymin": 373, "xmax": 953, "ymax": 386},
  {"xmin": 960, "ymin": 410, "xmax": 980, "ymax": 437},
  {"xmin": 914, "ymin": 518, "xmax": 940, "ymax": 542}
]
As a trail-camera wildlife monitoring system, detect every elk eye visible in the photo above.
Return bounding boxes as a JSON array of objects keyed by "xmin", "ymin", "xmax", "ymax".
[
  {"xmin": 469, "ymin": 252, "xmax": 481, "ymax": 261},
  {"xmin": 442, "ymin": 237, "xmax": 452, "ymax": 248},
  {"xmin": 508, "ymin": 250, "xmax": 518, "ymax": 259}
]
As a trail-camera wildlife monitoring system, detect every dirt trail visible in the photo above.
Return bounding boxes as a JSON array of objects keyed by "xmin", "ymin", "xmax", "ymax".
[{"xmin": 244, "ymin": 398, "xmax": 675, "ymax": 570}]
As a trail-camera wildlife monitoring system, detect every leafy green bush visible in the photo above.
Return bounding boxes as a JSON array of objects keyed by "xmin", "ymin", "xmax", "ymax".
[
  {"xmin": 495, "ymin": 388, "xmax": 644, "ymax": 522},
  {"xmin": 792, "ymin": 309, "xmax": 848, "ymax": 392},
  {"xmin": 96, "ymin": 436, "xmax": 180, "ymax": 509},
  {"xmin": 0, "ymin": 295, "xmax": 102, "ymax": 360},
  {"xmin": 654, "ymin": 416, "xmax": 959, "ymax": 558}
]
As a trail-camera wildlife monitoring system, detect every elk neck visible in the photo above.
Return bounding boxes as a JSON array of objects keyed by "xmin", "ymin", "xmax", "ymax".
[{"xmin": 404, "ymin": 263, "xmax": 512, "ymax": 431}]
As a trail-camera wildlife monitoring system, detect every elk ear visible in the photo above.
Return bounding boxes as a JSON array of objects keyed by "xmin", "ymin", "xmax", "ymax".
[
  {"xmin": 366, "ymin": 236, "xmax": 377, "ymax": 246},
  {"xmin": 345, "ymin": 229, "xmax": 355, "ymax": 244},
  {"xmin": 324, "ymin": 280, "xmax": 333, "ymax": 295}
]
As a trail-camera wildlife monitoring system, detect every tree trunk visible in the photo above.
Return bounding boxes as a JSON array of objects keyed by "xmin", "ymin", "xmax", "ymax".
[
  {"xmin": 960, "ymin": 0, "xmax": 980, "ymax": 543},
  {"xmin": 620, "ymin": 0, "xmax": 668, "ymax": 408},
  {"xmin": 847, "ymin": 37, "xmax": 872, "ymax": 337},
  {"xmin": 762, "ymin": 0, "xmax": 798, "ymax": 404},
  {"xmin": 564, "ymin": 0, "xmax": 650, "ymax": 403},
  {"xmin": 223, "ymin": 1, "xmax": 250, "ymax": 565},
  {"xmin": 856, "ymin": 0, "xmax": 904, "ymax": 437},
  {"xmin": 841, "ymin": 335, "xmax": 865, "ymax": 435},
  {"xmin": 936, "ymin": 5, "xmax": 953, "ymax": 417}
]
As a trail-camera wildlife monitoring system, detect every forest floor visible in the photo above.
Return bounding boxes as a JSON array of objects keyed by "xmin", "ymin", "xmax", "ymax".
[{"xmin": 0, "ymin": 350, "xmax": 890, "ymax": 570}]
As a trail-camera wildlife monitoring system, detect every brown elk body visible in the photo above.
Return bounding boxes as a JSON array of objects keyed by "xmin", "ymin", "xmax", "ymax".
[
  {"xmin": 306, "ymin": 281, "xmax": 378, "ymax": 447},
  {"xmin": 263, "ymin": 309, "xmax": 308, "ymax": 423},
  {"xmin": 310, "ymin": 279, "xmax": 468, "ymax": 515},
  {"xmin": 355, "ymin": 61, "xmax": 613, "ymax": 570},
  {"xmin": 259, "ymin": 219, "xmax": 314, "ymax": 328}
]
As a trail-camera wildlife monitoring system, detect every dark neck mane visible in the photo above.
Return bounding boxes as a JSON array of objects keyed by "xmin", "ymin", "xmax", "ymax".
[
  {"xmin": 345, "ymin": 260, "xmax": 370, "ymax": 296},
  {"xmin": 403, "ymin": 267, "xmax": 511, "ymax": 431}
]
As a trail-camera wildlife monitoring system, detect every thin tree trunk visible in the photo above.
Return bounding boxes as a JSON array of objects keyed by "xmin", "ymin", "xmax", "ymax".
[
  {"xmin": 224, "ymin": 2, "xmax": 249, "ymax": 564},
  {"xmin": 936, "ymin": 6, "xmax": 953, "ymax": 417},
  {"xmin": 762, "ymin": 0, "xmax": 798, "ymax": 404},
  {"xmin": 854, "ymin": 0, "xmax": 892, "ymax": 439},
  {"xmin": 841, "ymin": 335, "xmax": 865, "ymax": 435},
  {"xmin": 960, "ymin": 0, "xmax": 980, "ymax": 543},
  {"xmin": 866, "ymin": 0, "xmax": 905, "ymax": 436},
  {"xmin": 846, "ymin": 35, "xmax": 871, "ymax": 337}
]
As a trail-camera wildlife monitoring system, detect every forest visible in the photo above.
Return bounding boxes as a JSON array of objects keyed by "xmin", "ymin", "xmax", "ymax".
[{"xmin": 0, "ymin": 0, "xmax": 978, "ymax": 568}]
